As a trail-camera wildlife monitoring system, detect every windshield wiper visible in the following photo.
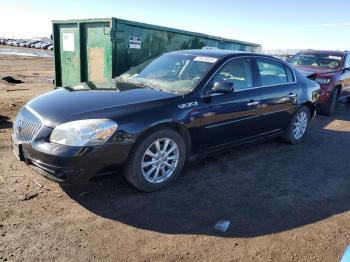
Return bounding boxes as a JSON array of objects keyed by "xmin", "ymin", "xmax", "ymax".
[
  {"xmin": 117, "ymin": 79, "xmax": 166, "ymax": 92},
  {"xmin": 117, "ymin": 78, "xmax": 182, "ymax": 94}
]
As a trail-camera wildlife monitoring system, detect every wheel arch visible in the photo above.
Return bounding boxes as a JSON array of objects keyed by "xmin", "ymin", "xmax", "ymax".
[
  {"xmin": 130, "ymin": 121, "xmax": 192, "ymax": 161},
  {"xmin": 302, "ymin": 102, "xmax": 317, "ymax": 118}
]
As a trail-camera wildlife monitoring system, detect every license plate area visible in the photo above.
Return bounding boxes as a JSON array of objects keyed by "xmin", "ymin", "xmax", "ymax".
[{"xmin": 11, "ymin": 134, "xmax": 23, "ymax": 161}]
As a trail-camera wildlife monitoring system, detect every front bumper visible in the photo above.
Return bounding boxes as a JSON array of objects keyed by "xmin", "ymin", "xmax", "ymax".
[
  {"xmin": 318, "ymin": 90, "xmax": 331, "ymax": 104},
  {"xmin": 12, "ymin": 127, "xmax": 133, "ymax": 184},
  {"xmin": 317, "ymin": 82, "xmax": 334, "ymax": 104}
]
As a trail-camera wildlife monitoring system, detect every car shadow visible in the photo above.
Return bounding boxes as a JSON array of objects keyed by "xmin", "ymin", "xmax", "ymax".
[
  {"xmin": 0, "ymin": 115, "xmax": 12, "ymax": 129},
  {"xmin": 63, "ymin": 100, "xmax": 350, "ymax": 238}
]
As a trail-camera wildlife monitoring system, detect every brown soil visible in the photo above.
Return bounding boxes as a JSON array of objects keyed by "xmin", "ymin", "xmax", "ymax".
[{"xmin": 1, "ymin": 52, "xmax": 350, "ymax": 262}]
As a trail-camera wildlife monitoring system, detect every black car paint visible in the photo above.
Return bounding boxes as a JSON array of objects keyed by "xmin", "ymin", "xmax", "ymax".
[
  {"xmin": 13, "ymin": 50, "xmax": 320, "ymax": 184},
  {"xmin": 27, "ymin": 84, "xmax": 179, "ymax": 127}
]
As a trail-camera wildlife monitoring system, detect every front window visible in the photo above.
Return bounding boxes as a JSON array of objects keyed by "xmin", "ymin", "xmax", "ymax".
[
  {"xmin": 290, "ymin": 53, "xmax": 343, "ymax": 69},
  {"xmin": 210, "ymin": 58, "xmax": 253, "ymax": 91},
  {"xmin": 116, "ymin": 53, "xmax": 217, "ymax": 94}
]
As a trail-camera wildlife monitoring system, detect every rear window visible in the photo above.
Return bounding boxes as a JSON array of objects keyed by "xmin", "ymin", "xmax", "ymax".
[{"xmin": 257, "ymin": 59, "xmax": 289, "ymax": 86}]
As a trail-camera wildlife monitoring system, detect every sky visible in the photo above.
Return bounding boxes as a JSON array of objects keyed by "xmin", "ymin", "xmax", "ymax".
[{"xmin": 1, "ymin": 0, "xmax": 350, "ymax": 50}]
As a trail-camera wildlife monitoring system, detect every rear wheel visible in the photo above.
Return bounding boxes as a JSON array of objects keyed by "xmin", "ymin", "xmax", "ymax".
[
  {"xmin": 283, "ymin": 106, "xmax": 310, "ymax": 145},
  {"xmin": 124, "ymin": 129, "xmax": 186, "ymax": 192}
]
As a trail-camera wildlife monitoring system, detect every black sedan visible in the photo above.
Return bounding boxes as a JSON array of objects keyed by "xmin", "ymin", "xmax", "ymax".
[{"xmin": 12, "ymin": 50, "xmax": 320, "ymax": 191}]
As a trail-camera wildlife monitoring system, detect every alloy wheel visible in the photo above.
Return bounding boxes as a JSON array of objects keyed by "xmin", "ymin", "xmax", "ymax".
[
  {"xmin": 141, "ymin": 138, "xmax": 179, "ymax": 184},
  {"xmin": 293, "ymin": 111, "xmax": 308, "ymax": 140}
]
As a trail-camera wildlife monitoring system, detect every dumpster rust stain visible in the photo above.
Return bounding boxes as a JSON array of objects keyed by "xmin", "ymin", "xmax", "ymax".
[{"xmin": 88, "ymin": 47, "xmax": 105, "ymax": 83}]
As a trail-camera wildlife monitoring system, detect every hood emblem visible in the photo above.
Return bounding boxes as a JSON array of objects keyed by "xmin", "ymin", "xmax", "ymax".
[{"xmin": 16, "ymin": 119, "xmax": 23, "ymax": 133}]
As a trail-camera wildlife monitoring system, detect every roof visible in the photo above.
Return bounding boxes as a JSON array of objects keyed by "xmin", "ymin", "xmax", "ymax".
[
  {"xmin": 168, "ymin": 49, "xmax": 287, "ymax": 61},
  {"xmin": 300, "ymin": 50, "xmax": 346, "ymax": 56}
]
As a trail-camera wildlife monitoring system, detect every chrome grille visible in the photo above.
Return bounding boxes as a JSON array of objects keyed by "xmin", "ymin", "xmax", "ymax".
[{"xmin": 13, "ymin": 106, "xmax": 43, "ymax": 142}]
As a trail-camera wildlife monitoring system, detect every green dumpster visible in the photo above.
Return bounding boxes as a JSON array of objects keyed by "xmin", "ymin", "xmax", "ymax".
[{"xmin": 52, "ymin": 18, "xmax": 261, "ymax": 87}]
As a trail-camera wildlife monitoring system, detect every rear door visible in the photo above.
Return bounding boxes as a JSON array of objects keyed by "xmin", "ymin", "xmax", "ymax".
[
  {"xmin": 255, "ymin": 58, "xmax": 299, "ymax": 132},
  {"xmin": 199, "ymin": 57, "xmax": 263, "ymax": 150}
]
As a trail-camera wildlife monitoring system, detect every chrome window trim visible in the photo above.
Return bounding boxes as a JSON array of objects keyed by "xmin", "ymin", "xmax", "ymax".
[{"xmin": 200, "ymin": 55, "xmax": 298, "ymax": 98}]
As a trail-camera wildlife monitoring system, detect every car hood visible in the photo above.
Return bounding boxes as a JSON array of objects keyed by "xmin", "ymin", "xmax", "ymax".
[
  {"xmin": 27, "ymin": 82, "xmax": 179, "ymax": 127},
  {"xmin": 295, "ymin": 65, "xmax": 338, "ymax": 77}
]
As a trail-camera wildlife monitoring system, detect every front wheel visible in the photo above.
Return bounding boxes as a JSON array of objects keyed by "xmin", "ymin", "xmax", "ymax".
[
  {"xmin": 124, "ymin": 129, "xmax": 186, "ymax": 192},
  {"xmin": 283, "ymin": 106, "xmax": 310, "ymax": 145}
]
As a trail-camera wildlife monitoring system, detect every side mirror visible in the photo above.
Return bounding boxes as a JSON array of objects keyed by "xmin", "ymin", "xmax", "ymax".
[{"xmin": 211, "ymin": 81, "xmax": 234, "ymax": 94}]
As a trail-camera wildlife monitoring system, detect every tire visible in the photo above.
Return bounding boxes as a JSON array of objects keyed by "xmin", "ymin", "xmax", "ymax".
[
  {"xmin": 124, "ymin": 129, "xmax": 186, "ymax": 192},
  {"xmin": 322, "ymin": 89, "xmax": 338, "ymax": 116},
  {"xmin": 283, "ymin": 106, "xmax": 310, "ymax": 145}
]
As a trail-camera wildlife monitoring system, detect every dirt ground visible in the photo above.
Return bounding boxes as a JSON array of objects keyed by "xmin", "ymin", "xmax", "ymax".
[{"xmin": 1, "ymin": 49, "xmax": 350, "ymax": 262}]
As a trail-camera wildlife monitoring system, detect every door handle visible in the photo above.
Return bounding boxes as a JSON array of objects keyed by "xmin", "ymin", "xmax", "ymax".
[
  {"xmin": 288, "ymin": 93, "xmax": 297, "ymax": 98},
  {"xmin": 247, "ymin": 101, "xmax": 260, "ymax": 106}
]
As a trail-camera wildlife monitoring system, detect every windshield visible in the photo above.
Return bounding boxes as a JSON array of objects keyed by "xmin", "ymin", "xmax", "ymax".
[
  {"xmin": 290, "ymin": 53, "xmax": 343, "ymax": 69},
  {"xmin": 116, "ymin": 53, "xmax": 218, "ymax": 93}
]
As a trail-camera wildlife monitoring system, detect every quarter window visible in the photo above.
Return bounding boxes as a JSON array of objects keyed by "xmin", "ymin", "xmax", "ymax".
[
  {"xmin": 211, "ymin": 58, "xmax": 253, "ymax": 91},
  {"xmin": 257, "ymin": 59, "xmax": 291, "ymax": 86},
  {"xmin": 285, "ymin": 66, "xmax": 295, "ymax": 82}
]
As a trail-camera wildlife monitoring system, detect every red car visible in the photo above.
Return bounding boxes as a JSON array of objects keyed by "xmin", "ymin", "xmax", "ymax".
[{"xmin": 289, "ymin": 50, "xmax": 350, "ymax": 115}]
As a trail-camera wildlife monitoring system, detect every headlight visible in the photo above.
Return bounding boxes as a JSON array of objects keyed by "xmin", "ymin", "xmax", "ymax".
[
  {"xmin": 50, "ymin": 119, "xmax": 118, "ymax": 146},
  {"xmin": 315, "ymin": 78, "xmax": 331, "ymax": 85}
]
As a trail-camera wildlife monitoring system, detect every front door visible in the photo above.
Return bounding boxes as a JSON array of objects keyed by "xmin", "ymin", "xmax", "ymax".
[{"xmin": 199, "ymin": 58, "xmax": 262, "ymax": 150}]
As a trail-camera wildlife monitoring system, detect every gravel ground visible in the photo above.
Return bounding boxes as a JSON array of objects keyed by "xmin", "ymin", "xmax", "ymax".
[{"xmin": 0, "ymin": 51, "xmax": 350, "ymax": 262}]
